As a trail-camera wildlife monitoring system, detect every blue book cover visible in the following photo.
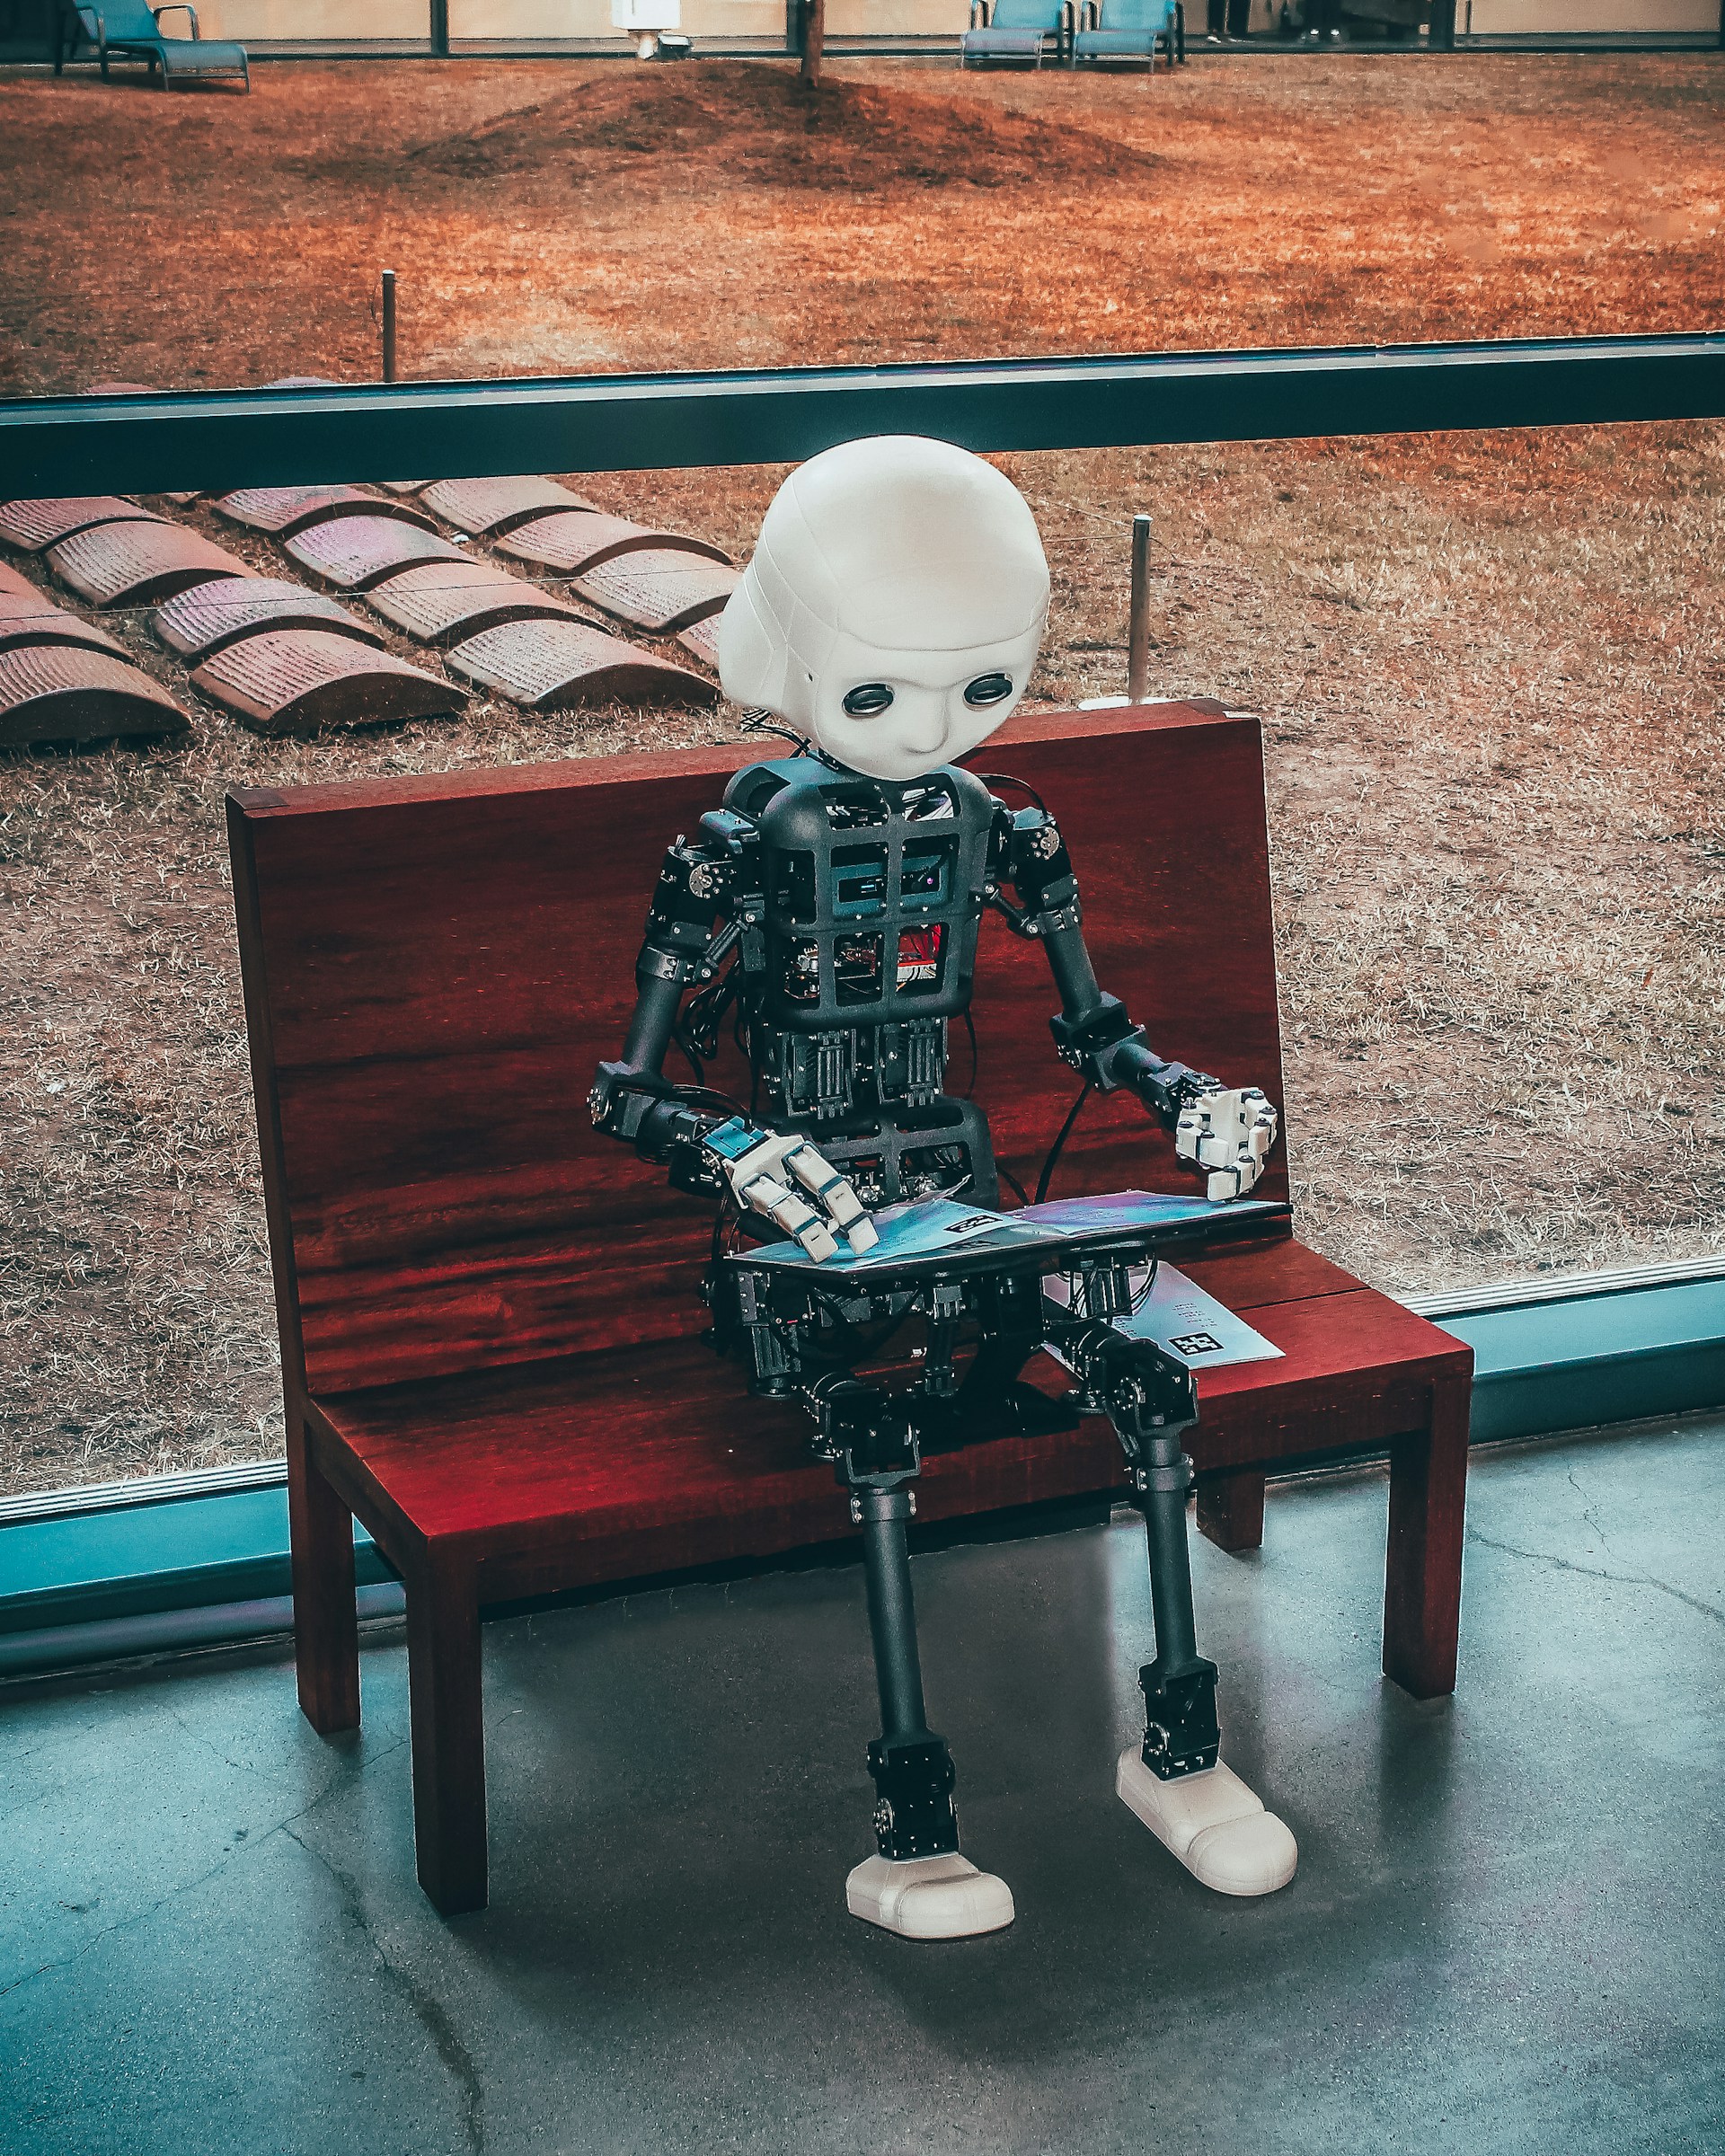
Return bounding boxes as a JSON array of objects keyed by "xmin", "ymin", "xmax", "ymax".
[{"xmin": 737, "ymin": 1189, "xmax": 1285, "ymax": 1274}]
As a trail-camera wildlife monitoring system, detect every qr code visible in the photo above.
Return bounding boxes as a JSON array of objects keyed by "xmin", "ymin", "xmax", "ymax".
[{"xmin": 1169, "ymin": 1331, "xmax": 1224, "ymax": 1358}]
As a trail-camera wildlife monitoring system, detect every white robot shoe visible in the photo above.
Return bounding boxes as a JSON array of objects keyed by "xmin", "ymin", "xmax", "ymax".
[
  {"xmin": 1116, "ymin": 1748, "xmax": 1297, "ymax": 1897},
  {"xmin": 845, "ymin": 1852, "xmax": 1016, "ymax": 1940}
]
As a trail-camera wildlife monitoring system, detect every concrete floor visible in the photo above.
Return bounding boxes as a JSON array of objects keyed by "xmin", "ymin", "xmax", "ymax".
[{"xmin": 3, "ymin": 1418, "xmax": 1722, "ymax": 2156}]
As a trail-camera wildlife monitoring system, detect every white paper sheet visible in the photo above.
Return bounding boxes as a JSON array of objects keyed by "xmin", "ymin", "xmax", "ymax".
[{"xmin": 1047, "ymin": 1261, "xmax": 1284, "ymax": 1372}]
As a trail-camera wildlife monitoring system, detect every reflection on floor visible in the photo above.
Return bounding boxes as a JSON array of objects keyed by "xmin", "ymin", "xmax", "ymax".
[{"xmin": 3, "ymin": 1418, "xmax": 1722, "ymax": 2156}]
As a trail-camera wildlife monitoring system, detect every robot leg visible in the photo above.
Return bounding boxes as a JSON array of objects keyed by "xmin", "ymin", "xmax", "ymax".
[
  {"xmin": 809, "ymin": 1377, "xmax": 1015, "ymax": 1940},
  {"xmin": 1067, "ymin": 1326, "xmax": 1298, "ymax": 1898}
]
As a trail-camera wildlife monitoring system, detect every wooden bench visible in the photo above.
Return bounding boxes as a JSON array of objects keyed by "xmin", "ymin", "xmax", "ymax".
[{"xmin": 228, "ymin": 702, "xmax": 1473, "ymax": 1916}]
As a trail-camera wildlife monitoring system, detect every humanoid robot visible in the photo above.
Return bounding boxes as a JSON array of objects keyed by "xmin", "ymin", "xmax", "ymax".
[{"xmin": 590, "ymin": 437, "xmax": 1296, "ymax": 1939}]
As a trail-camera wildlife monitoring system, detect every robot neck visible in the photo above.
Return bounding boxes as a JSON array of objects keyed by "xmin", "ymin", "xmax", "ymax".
[{"xmin": 809, "ymin": 749, "xmax": 955, "ymax": 787}]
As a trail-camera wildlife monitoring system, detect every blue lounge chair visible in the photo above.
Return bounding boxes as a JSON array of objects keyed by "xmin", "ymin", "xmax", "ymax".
[
  {"xmin": 56, "ymin": 3, "xmax": 250, "ymax": 90},
  {"xmin": 1072, "ymin": 0, "xmax": 1184, "ymax": 67},
  {"xmin": 960, "ymin": 0, "xmax": 1074, "ymax": 67}
]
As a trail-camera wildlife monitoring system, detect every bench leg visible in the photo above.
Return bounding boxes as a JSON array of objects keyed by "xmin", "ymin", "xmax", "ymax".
[
  {"xmin": 1195, "ymin": 1467, "xmax": 1266, "ymax": 1553},
  {"xmin": 288, "ymin": 1418, "xmax": 359, "ymax": 1736},
  {"xmin": 406, "ymin": 1551, "xmax": 488, "ymax": 1916},
  {"xmin": 1383, "ymin": 1374, "xmax": 1470, "ymax": 1699}
]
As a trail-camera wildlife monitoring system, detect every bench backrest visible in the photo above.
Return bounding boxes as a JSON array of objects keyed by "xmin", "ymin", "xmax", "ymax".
[{"xmin": 228, "ymin": 703, "xmax": 1287, "ymax": 1404}]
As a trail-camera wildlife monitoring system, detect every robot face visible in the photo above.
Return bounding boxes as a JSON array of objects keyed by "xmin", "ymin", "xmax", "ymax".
[
  {"xmin": 811, "ymin": 625, "xmax": 1045, "ymax": 782},
  {"xmin": 717, "ymin": 436, "xmax": 1050, "ymax": 784}
]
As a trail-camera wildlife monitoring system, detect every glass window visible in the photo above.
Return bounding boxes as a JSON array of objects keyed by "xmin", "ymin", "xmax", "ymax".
[{"xmin": 3, "ymin": 40, "xmax": 1719, "ymax": 1497}]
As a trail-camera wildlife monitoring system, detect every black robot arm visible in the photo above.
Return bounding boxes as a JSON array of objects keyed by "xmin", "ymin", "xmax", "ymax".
[
  {"xmin": 588, "ymin": 819, "xmax": 756, "ymax": 1197},
  {"xmin": 589, "ymin": 802, "xmax": 883, "ymax": 1259},
  {"xmin": 987, "ymin": 801, "xmax": 1222, "ymax": 1131}
]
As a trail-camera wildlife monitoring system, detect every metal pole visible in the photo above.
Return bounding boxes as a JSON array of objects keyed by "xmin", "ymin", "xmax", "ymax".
[
  {"xmin": 1140, "ymin": 1441, "xmax": 1199, "ymax": 1674},
  {"xmin": 857, "ymin": 1487, "xmax": 930, "ymax": 1743},
  {"xmin": 1127, "ymin": 511, "xmax": 1152, "ymax": 704},
  {"xmin": 429, "ymin": 0, "xmax": 449, "ymax": 57},
  {"xmin": 381, "ymin": 270, "xmax": 397, "ymax": 386}
]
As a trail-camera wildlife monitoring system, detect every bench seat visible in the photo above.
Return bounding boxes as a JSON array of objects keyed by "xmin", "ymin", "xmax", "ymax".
[{"xmin": 313, "ymin": 1237, "xmax": 1454, "ymax": 1570}]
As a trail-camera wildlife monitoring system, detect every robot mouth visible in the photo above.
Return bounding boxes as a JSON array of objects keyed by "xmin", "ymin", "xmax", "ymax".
[{"xmin": 847, "ymin": 737, "xmax": 948, "ymax": 781}]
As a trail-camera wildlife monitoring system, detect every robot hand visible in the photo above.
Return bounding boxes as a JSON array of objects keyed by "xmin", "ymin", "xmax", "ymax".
[
  {"xmin": 703, "ymin": 1120, "xmax": 880, "ymax": 1264},
  {"xmin": 1175, "ymin": 1088, "xmax": 1278, "ymax": 1204}
]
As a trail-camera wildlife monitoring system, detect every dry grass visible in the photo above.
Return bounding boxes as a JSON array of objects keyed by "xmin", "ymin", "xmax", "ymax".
[
  {"xmin": 0, "ymin": 54, "xmax": 1721, "ymax": 1493},
  {"xmin": 4, "ymin": 55, "xmax": 1722, "ymax": 384}
]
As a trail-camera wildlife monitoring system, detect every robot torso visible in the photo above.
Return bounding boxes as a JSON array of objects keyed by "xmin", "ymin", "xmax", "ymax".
[{"xmin": 715, "ymin": 755, "xmax": 1001, "ymax": 1208}]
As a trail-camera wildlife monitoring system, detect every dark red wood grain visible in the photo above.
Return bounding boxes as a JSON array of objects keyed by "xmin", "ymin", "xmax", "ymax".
[
  {"xmin": 228, "ymin": 702, "xmax": 1473, "ymax": 1914},
  {"xmin": 1195, "ymin": 1469, "xmax": 1267, "ymax": 1554},
  {"xmin": 308, "ymin": 1262, "xmax": 1459, "ymax": 1562},
  {"xmin": 232, "ymin": 702, "xmax": 1289, "ymax": 1395}
]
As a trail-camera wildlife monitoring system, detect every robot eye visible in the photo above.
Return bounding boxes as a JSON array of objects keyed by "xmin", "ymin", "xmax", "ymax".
[
  {"xmin": 843, "ymin": 684, "xmax": 895, "ymax": 718},
  {"xmin": 964, "ymin": 673, "xmax": 1013, "ymax": 708}
]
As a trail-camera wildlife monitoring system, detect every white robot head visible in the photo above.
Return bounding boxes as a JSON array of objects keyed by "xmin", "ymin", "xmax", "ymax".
[{"xmin": 716, "ymin": 435, "xmax": 1049, "ymax": 783}]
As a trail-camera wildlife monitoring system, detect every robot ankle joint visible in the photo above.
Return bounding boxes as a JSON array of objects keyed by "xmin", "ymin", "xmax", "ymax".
[
  {"xmin": 868, "ymin": 1735, "xmax": 960, "ymax": 1860},
  {"xmin": 1138, "ymin": 1657, "xmax": 1221, "ymax": 1780}
]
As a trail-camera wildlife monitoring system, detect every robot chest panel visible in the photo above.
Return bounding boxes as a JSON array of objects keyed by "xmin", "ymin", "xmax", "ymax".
[{"xmin": 747, "ymin": 763, "xmax": 992, "ymax": 1029}]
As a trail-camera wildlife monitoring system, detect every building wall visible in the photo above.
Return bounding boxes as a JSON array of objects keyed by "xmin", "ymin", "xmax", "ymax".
[
  {"xmin": 194, "ymin": 0, "xmax": 432, "ymax": 34},
  {"xmin": 190, "ymin": 0, "xmax": 972, "ymax": 39},
  {"xmin": 824, "ymin": 0, "xmax": 969, "ymax": 29},
  {"xmin": 48, "ymin": 0, "xmax": 1723, "ymax": 41},
  {"xmin": 1462, "ymin": 0, "xmax": 1716, "ymax": 26},
  {"xmin": 449, "ymin": 0, "xmax": 781, "ymax": 37}
]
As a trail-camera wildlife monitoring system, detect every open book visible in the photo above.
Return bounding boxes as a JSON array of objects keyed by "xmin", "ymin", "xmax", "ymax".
[{"xmin": 730, "ymin": 1188, "xmax": 1288, "ymax": 1281}]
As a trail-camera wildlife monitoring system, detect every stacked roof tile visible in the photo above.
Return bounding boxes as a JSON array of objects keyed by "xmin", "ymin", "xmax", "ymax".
[
  {"xmin": 0, "ymin": 555, "xmax": 185, "ymax": 744},
  {"xmin": 2, "ymin": 434, "xmax": 740, "ymax": 748}
]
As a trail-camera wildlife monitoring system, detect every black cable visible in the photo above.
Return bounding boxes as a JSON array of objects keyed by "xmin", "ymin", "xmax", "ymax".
[
  {"xmin": 1034, "ymin": 1080, "xmax": 1092, "ymax": 1206},
  {"xmin": 739, "ymin": 709, "xmax": 811, "ymax": 755},
  {"xmin": 960, "ymin": 1008, "xmax": 979, "ymax": 1099},
  {"xmin": 978, "ymin": 772, "xmax": 1048, "ymax": 814},
  {"xmin": 710, "ymin": 1192, "xmax": 737, "ymax": 1273},
  {"xmin": 679, "ymin": 958, "xmax": 739, "ymax": 1067},
  {"xmin": 996, "ymin": 1162, "xmax": 1029, "ymax": 1209},
  {"xmin": 666, "ymin": 1079, "xmax": 748, "ymax": 1119}
]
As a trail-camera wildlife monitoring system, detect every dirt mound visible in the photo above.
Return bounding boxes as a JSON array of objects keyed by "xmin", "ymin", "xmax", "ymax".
[{"xmin": 413, "ymin": 59, "xmax": 1161, "ymax": 192}]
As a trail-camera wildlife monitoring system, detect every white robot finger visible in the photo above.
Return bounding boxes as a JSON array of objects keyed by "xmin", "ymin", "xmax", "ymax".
[
  {"xmin": 1174, "ymin": 1102, "xmax": 1211, "ymax": 1160},
  {"xmin": 1232, "ymin": 1160, "xmax": 1263, "ymax": 1198},
  {"xmin": 736, "ymin": 1170, "xmax": 840, "ymax": 1263},
  {"xmin": 782, "ymin": 1143, "xmax": 880, "ymax": 1254},
  {"xmin": 1179, "ymin": 1088, "xmax": 1278, "ymax": 1205}
]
